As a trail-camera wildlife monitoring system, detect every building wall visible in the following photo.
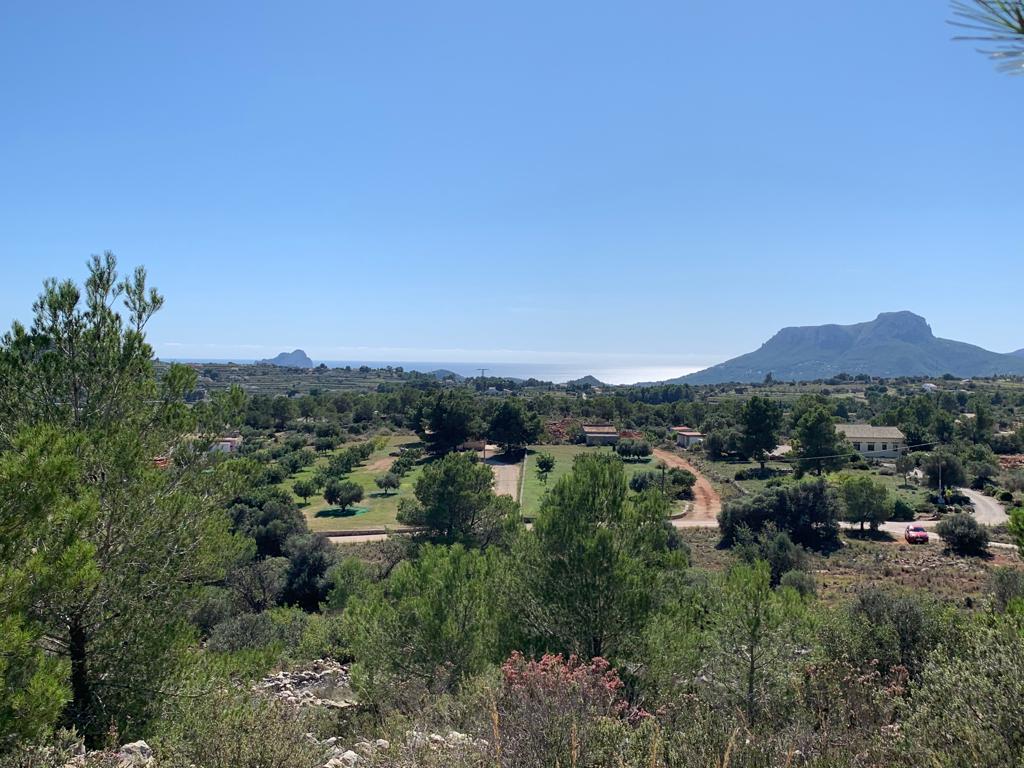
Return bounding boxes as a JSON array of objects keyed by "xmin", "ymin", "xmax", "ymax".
[
  {"xmin": 676, "ymin": 434, "xmax": 703, "ymax": 448},
  {"xmin": 585, "ymin": 433, "xmax": 619, "ymax": 446},
  {"xmin": 849, "ymin": 440, "xmax": 903, "ymax": 459}
]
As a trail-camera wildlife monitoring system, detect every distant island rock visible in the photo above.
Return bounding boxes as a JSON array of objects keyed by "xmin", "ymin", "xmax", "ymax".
[
  {"xmin": 257, "ymin": 349, "xmax": 314, "ymax": 368},
  {"xmin": 672, "ymin": 311, "xmax": 1024, "ymax": 384},
  {"xmin": 425, "ymin": 369, "xmax": 465, "ymax": 381}
]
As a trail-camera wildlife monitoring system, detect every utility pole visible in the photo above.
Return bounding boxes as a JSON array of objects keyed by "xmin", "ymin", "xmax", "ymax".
[{"xmin": 477, "ymin": 368, "xmax": 488, "ymax": 379}]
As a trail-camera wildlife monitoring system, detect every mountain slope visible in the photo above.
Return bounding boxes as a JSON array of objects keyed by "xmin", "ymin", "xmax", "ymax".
[
  {"xmin": 676, "ymin": 312, "xmax": 1024, "ymax": 384},
  {"xmin": 257, "ymin": 349, "xmax": 314, "ymax": 368},
  {"xmin": 1014, "ymin": 349, "xmax": 1024, "ymax": 358}
]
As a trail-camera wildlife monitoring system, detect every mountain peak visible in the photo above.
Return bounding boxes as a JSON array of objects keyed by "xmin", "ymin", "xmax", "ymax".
[
  {"xmin": 674, "ymin": 312, "xmax": 1024, "ymax": 384},
  {"xmin": 862, "ymin": 311, "xmax": 933, "ymax": 343}
]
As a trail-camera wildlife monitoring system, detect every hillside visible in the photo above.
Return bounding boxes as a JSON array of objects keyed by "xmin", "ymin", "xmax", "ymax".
[
  {"xmin": 566, "ymin": 374, "xmax": 606, "ymax": 387},
  {"xmin": 1014, "ymin": 349, "xmax": 1024, "ymax": 358},
  {"xmin": 257, "ymin": 349, "xmax": 314, "ymax": 368},
  {"xmin": 675, "ymin": 311, "xmax": 1024, "ymax": 384}
]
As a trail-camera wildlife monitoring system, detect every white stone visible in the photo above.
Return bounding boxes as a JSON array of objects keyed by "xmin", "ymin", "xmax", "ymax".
[{"xmin": 119, "ymin": 741, "xmax": 153, "ymax": 758}]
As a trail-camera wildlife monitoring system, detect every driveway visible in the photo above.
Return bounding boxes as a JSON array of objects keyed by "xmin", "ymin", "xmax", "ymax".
[{"xmin": 652, "ymin": 448, "xmax": 721, "ymax": 525}]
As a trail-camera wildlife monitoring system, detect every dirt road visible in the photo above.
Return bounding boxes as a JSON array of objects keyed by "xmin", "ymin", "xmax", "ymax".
[
  {"xmin": 652, "ymin": 448, "xmax": 721, "ymax": 524},
  {"xmin": 485, "ymin": 456, "xmax": 522, "ymax": 499}
]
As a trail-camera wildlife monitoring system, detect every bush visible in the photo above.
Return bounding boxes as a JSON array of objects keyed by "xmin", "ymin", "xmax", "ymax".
[
  {"xmin": 998, "ymin": 490, "xmax": 1014, "ymax": 503},
  {"xmin": 207, "ymin": 608, "xmax": 309, "ymax": 654},
  {"xmin": 891, "ymin": 498, "xmax": 914, "ymax": 522},
  {"xmin": 779, "ymin": 569, "xmax": 816, "ymax": 597},
  {"xmin": 718, "ymin": 477, "xmax": 841, "ymax": 549},
  {"xmin": 989, "ymin": 567, "xmax": 1024, "ymax": 613},
  {"xmin": 154, "ymin": 687, "xmax": 325, "ymax": 768},
  {"xmin": 735, "ymin": 528, "xmax": 807, "ymax": 587},
  {"xmin": 936, "ymin": 513, "xmax": 989, "ymax": 556}
]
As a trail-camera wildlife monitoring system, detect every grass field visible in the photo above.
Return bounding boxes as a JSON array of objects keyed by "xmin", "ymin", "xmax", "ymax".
[
  {"xmin": 708, "ymin": 456, "xmax": 929, "ymax": 510},
  {"xmin": 520, "ymin": 444, "xmax": 679, "ymax": 519},
  {"xmin": 286, "ymin": 435, "xmax": 424, "ymax": 532}
]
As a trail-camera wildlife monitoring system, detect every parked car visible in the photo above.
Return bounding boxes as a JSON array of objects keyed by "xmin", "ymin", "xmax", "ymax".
[{"xmin": 905, "ymin": 525, "xmax": 930, "ymax": 544}]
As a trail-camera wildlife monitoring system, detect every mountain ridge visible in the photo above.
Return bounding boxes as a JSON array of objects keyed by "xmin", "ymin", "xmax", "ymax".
[{"xmin": 672, "ymin": 312, "xmax": 1024, "ymax": 384}]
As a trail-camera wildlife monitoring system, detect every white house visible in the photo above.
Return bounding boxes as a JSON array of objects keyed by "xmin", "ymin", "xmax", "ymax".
[
  {"xmin": 671, "ymin": 426, "xmax": 704, "ymax": 449},
  {"xmin": 836, "ymin": 424, "xmax": 906, "ymax": 459}
]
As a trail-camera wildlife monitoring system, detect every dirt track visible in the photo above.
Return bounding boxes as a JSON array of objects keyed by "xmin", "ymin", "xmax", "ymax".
[
  {"xmin": 653, "ymin": 448, "xmax": 721, "ymax": 525},
  {"xmin": 484, "ymin": 449, "xmax": 523, "ymax": 499}
]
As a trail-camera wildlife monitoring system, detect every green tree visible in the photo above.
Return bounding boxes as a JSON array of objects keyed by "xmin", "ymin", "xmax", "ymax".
[
  {"xmin": 420, "ymin": 389, "xmax": 481, "ymax": 453},
  {"xmin": 792, "ymin": 406, "xmax": 849, "ymax": 475},
  {"xmin": 522, "ymin": 454, "xmax": 684, "ymax": 659},
  {"xmin": 345, "ymin": 544, "xmax": 501, "ymax": 705},
  {"xmin": 0, "ymin": 255, "xmax": 245, "ymax": 744},
  {"xmin": 535, "ymin": 452, "xmax": 556, "ymax": 484},
  {"xmin": 375, "ymin": 471, "xmax": 400, "ymax": 495},
  {"xmin": 922, "ymin": 449, "xmax": 966, "ymax": 493},
  {"xmin": 839, "ymin": 474, "xmax": 890, "ymax": 532},
  {"xmin": 292, "ymin": 478, "xmax": 317, "ymax": 503},
  {"xmin": 397, "ymin": 451, "xmax": 508, "ymax": 544},
  {"xmin": 0, "ymin": 428, "xmax": 93, "ymax": 752},
  {"xmin": 488, "ymin": 398, "xmax": 542, "ymax": 455},
  {"xmin": 324, "ymin": 479, "xmax": 364, "ymax": 510},
  {"xmin": 718, "ymin": 477, "xmax": 842, "ymax": 549},
  {"xmin": 713, "ymin": 561, "xmax": 806, "ymax": 724},
  {"xmin": 740, "ymin": 396, "xmax": 783, "ymax": 469},
  {"xmin": 896, "ymin": 453, "xmax": 916, "ymax": 488}
]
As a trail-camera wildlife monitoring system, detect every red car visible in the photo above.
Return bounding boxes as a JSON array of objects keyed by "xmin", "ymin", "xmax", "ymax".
[{"xmin": 905, "ymin": 525, "xmax": 930, "ymax": 544}]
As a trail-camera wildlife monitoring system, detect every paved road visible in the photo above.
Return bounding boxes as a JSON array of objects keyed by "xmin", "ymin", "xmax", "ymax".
[{"xmin": 961, "ymin": 488, "xmax": 1008, "ymax": 526}]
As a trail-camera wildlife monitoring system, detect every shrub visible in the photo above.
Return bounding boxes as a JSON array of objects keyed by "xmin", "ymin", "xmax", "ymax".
[
  {"xmin": 891, "ymin": 498, "xmax": 914, "ymax": 522},
  {"xmin": 154, "ymin": 688, "xmax": 325, "ymax": 768},
  {"xmin": 735, "ymin": 528, "xmax": 807, "ymax": 587},
  {"xmin": 494, "ymin": 652, "xmax": 641, "ymax": 767},
  {"xmin": 629, "ymin": 470, "xmax": 658, "ymax": 493},
  {"xmin": 718, "ymin": 477, "xmax": 841, "ymax": 549},
  {"xmin": 936, "ymin": 513, "xmax": 989, "ymax": 556},
  {"xmin": 999, "ymin": 490, "xmax": 1014, "ymax": 503},
  {"xmin": 779, "ymin": 569, "xmax": 817, "ymax": 597},
  {"xmin": 989, "ymin": 567, "xmax": 1024, "ymax": 613}
]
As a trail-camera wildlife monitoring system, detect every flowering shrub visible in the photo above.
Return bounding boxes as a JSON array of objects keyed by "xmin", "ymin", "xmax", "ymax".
[{"xmin": 493, "ymin": 652, "xmax": 646, "ymax": 767}]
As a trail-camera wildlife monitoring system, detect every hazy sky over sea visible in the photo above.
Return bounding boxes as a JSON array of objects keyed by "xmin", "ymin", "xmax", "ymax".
[{"xmin": 2, "ymin": 1, "xmax": 1021, "ymax": 366}]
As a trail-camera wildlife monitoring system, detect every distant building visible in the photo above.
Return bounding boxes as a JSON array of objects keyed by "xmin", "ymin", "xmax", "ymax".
[
  {"xmin": 671, "ymin": 426, "xmax": 704, "ymax": 449},
  {"xmin": 836, "ymin": 424, "xmax": 906, "ymax": 458},
  {"xmin": 582, "ymin": 424, "xmax": 619, "ymax": 446},
  {"xmin": 212, "ymin": 435, "xmax": 243, "ymax": 454}
]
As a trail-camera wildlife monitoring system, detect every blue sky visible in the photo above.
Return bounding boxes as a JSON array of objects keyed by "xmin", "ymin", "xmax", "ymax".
[{"xmin": 1, "ymin": 1, "xmax": 1021, "ymax": 373}]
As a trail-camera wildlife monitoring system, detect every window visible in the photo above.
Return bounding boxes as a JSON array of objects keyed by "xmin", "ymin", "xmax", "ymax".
[
  {"xmin": 853, "ymin": 442, "xmax": 861, "ymax": 451},
  {"xmin": 881, "ymin": 443, "xmax": 888, "ymax": 451},
  {"xmin": 867, "ymin": 443, "xmax": 875, "ymax": 452}
]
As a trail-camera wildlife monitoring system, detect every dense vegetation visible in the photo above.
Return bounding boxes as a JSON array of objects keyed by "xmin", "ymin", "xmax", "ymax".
[{"xmin": 5, "ymin": 258, "xmax": 1024, "ymax": 768}]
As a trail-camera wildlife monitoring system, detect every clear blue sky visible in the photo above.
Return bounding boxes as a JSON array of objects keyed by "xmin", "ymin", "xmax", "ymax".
[{"xmin": 1, "ymin": 1, "xmax": 1021, "ymax": 371}]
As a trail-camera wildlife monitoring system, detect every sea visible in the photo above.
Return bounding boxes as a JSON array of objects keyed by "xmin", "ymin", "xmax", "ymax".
[{"xmin": 167, "ymin": 359, "xmax": 704, "ymax": 386}]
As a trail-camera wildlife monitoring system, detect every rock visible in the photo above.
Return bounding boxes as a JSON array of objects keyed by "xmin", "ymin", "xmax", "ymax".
[
  {"xmin": 117, "ymin": 740, "xmax": 154, "ymax": 766},
  {"xmin": 374, "ymin": 738, "xmax": 391, "ymax": 750},
  {"xmin": 354, "ymin": 740, "xmax": 374, "ymax": 755},
  {"xmin": 339, "ymin": 750, "xmax": 360, "ymax": 766}
]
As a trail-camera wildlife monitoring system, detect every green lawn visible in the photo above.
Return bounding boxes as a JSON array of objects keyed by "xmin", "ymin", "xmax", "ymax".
[
  {"xmin": 520, "ymin": 444, "xmax": 675, "ymax": 519},
  {"xmin": 286, "ymin": 435, "xmax": 425, "ymax": 532}
]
